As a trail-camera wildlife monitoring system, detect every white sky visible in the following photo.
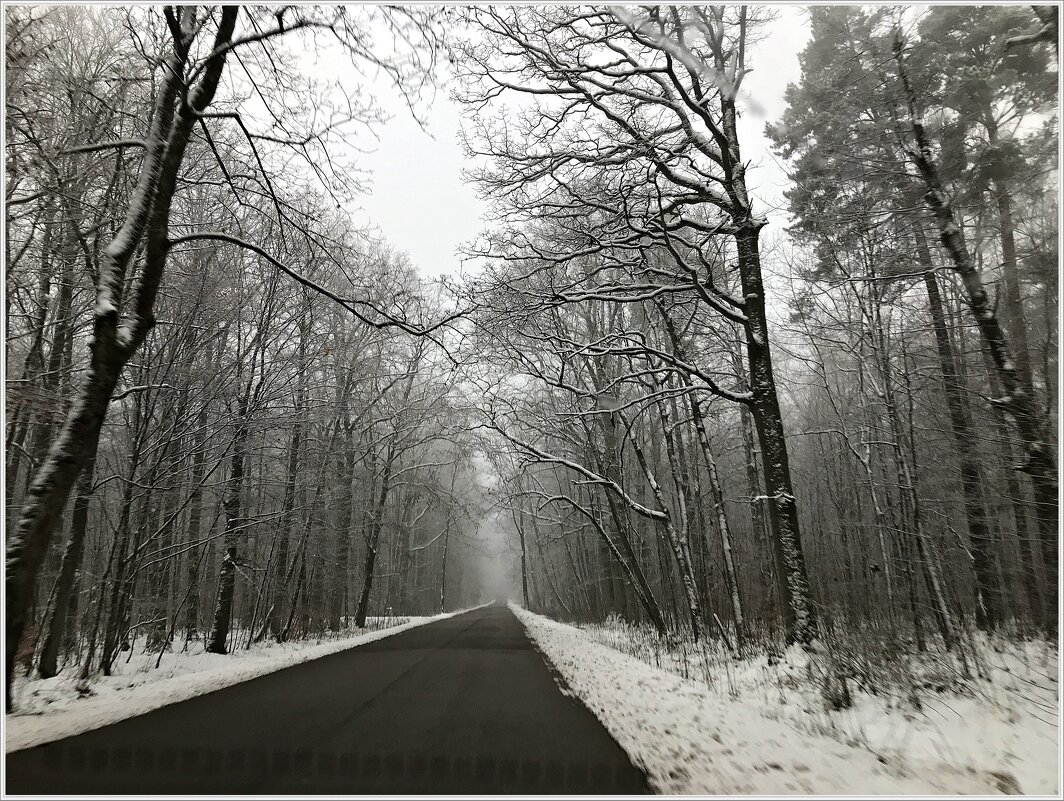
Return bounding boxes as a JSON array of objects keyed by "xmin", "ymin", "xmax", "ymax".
[
  {"xmin": 736, "ymin": 6, "xmax": 812, "ymax": 221},
  {"xmin": 349, "ymin": 7, "xmax": 811, "ymax": 279},
  {"xmin": 349, "ymin": 83, "xmax": 486, "ymax": 278}
]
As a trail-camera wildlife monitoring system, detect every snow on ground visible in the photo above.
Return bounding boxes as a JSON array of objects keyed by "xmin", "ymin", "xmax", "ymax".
[
  {"xmin": 512, "ymin": 605, "xmax": 1060, "ymax": 795},
  {"xmin": 6, "ymin": 613, "xmax": 457, "ymax": 753}
]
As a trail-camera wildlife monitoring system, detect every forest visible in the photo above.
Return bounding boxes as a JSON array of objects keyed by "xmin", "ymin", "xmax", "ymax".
[{"xmin": 4, "ymin": 2, "xmax": 1058, "ymax": 730}]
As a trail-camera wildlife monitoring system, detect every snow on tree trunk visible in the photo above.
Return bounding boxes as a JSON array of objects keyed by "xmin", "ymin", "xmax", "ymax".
[
  {"xmin": 736, "ymin": 226, "xmax": 817, "ymax": 647},
  {"xmin": 626, "ymin": 419, "xmax": 705, "ymax": 640},
  {"xmin": 896, "ymin": 43, "xmax": 1058, "ymax": 636},
  {"xmin": 5, "ymin": 6, "xmax": 239, "ymax": 707}
]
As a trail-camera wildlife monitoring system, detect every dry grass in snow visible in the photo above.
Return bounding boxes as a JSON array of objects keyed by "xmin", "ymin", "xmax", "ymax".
[{"xmin": 514, "ymin": 605, "xmax": 1058, "ymax": 795}]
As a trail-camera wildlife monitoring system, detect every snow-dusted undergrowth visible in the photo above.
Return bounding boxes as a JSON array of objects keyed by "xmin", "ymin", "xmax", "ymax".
[
  {"xmin": 513, "ymin": 604, "xmax": 1059, "ymax": 795},
  {"xmin": 6, "ymin": 613, "xmax": 456, "ymax": 753}
]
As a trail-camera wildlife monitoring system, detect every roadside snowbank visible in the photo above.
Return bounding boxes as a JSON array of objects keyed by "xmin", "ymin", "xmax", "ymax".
[
  {"xmin": 6, "ymin": 613, "xmax": 456, "ymax": 753},
  {"xmin": 512, "ymin": 605, "xmax": 1056, "ymax": 795},
  {"xmin": 579, "ymin": 614, "xmax": 1059, "ymax": 795}
]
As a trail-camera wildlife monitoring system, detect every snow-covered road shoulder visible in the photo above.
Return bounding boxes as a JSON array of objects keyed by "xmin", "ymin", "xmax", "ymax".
[
  {"xmin": 6, "ymin": 612, "xmax": 459, "ymax": 753},
  {"xmin": 511, "ymin": 605, "xmax": 1035, "ymax": 795}
]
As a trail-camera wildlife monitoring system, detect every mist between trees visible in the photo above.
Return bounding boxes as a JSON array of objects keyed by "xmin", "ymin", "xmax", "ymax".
[{"xmin": 4, "ymin": 5, "xmax": 1058, "ymax": 710}]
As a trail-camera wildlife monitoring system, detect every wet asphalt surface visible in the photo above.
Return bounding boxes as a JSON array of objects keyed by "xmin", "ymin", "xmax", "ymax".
[{"xmin": 5, "ymin": 604, "xmax": 648, "ymax": 794}]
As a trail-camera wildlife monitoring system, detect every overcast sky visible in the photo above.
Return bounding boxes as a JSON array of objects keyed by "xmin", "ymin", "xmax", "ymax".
[{"xmin": 349, "ymin": 7, "xmax": 812, "ymax": 279}]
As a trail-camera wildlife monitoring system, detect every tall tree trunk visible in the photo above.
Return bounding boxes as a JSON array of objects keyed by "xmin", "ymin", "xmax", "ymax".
[
  {"xmin": 650, "ymin": 392, "xmax": 705, "ymax": 638},
  {"xmin": 981, "ymin": 344, "xmax": 1045, "ymax": 626},
  {"xmin": 509, "ymin": 506, "xmax": 529, "ymax": 606},
  {"xmin": 439, "ymin": 460, "xmax": 460, "ymax": 612},
  {"xmin": 594, "ymin": 422, "xmax": 665, "ymax": 631},
  {"xmin": 6, "ymin": 203, "xmax": 55, "ymax": 510},
  {"xmin": 624, "ymin": 416, "xmax": 705, "ymax": 639},
  {"xmin": 183, "ymin": 404, "xmax": 208, "ymax": 642},
  {"xmin": 569, "ymin": 490, "xmax": 667, "ymax": 636},
  {"xmin": 895, "ymin": 46, "xmax": 1057, "ymax": 636},
  {"xmin": 736, "ymin": 225, "xmax": 817, "ymax": 645},
  {"xmin": 917, "ymin": 237, "xmax": 1001, "ymax": 629},
  {"xmin": 207, "ymin": 395, "xmax": 249, "ymax": 654},
  {"xmin": 689, "ymin": 391, "xmax": 746, "ymax": 651},
  {"xmin": 328, "ymin": 448, "xmax": 354, "ymax": 630},
  {"xmin": 439, "ymin": 519, "xmax": 450, "ymax": 613},
  {"xmin": 98, "ymin": 391, "xmax": 151, "ymax": 675},
  {"xmin": 36, "ymin": 448, "xmax": 97, "ymax": 678},
  {"xmin": 354, "ymin": 455, "xmax": 394, "ymax": 628},
  {"xmin": 5, "ymin": 7, "xmax": 238, "ymax": 707},
  {"xmin": 984, "ymin": 111, "xmax": 1036, "ymax": 395},
  {"xmin": 891, "ymin": 341, "xmax": 956, "ymax": 650},
  {"xmin": 660, "ymin": 308, "xmax": 746, "ymax": 648},
  {"xmin": 268, "ymin": 419, "xmax": 304, "ymax": 638}
]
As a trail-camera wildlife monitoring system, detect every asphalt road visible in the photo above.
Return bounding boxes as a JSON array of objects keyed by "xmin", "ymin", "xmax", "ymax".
[{"xmin": 5, "ymin": 604, "xmax": 648, "ymax": 794}]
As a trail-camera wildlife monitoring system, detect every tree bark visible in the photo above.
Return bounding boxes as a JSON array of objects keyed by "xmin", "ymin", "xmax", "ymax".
[
  {"xmin": 206, "ymin": 395, "xmax": 249, "ymax": 654},
  {"xmin": 895, "ymin": 44, "xmax": 1057, "ymax": 635},
  {"xmin": 354, "ymin": 454, "xmax": 394, "ymax": 628},
  {"xmin": 985, "ymin": 110, "xmax": 1036, "ymax": 395},
  {"xmin": 5, "ymin": 7, "xmax": 239, "ymax": 707},
  {"xmin": 981, "ymin": 343, "xmax": 1045, "ymax": 626},
  {"xmin": 660, "ymin": 307, "xmax": 746, "ymax": 648},
  {"xmin": 917, "ymin": 235, "xmax": 1002, "ymax": 629},
  {"xmin": 736, "ymin": 225, "xmax": 817, "ymax": 645},
  {"xmin": 183, "ymin": 403, "xmax": 208, "ymax": 642},
  {"xmin": 36, "ymin": 448, "xmax": 97, "ymax": 678}
]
